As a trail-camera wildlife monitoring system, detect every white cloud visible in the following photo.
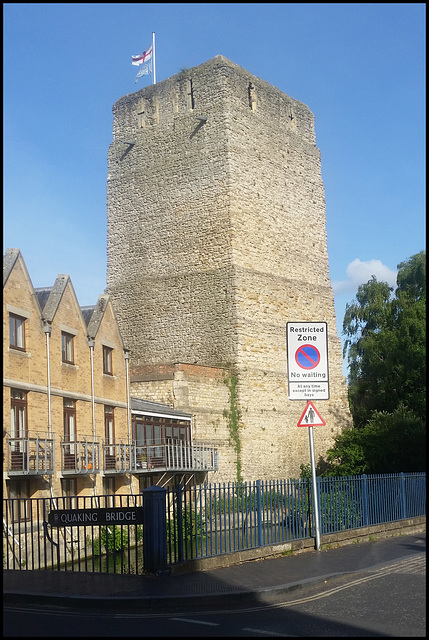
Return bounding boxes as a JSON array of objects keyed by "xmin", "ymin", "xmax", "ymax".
[{"xmin": 332, "ymin": 259, "xmax": 397, "ymax": 295}]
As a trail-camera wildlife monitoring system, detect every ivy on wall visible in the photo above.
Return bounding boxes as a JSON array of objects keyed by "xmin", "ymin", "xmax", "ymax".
[{"xmin": 223, "ymin": 366, "xmax": 243, "ymax": 483}]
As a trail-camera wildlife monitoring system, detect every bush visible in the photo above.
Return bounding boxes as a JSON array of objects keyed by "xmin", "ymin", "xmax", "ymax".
[
  {"xmin": 168, "ymin": 508, "xmax": 205, "ymax": 548},
  {"xmin": 92, "ymin": 526, "xmax": 129, "ymax": 555},
  {"xmin": 325, "ymin": 404, "xmax": 426, "ymax": 475}
]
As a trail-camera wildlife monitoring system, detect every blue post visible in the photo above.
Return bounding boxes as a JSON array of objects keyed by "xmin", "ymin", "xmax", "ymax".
[
  {"xmin": 256, "ymin": 479, "xmax": 262, "ymax": 547},
  {"xmin": 362, "ymin": 474, "xmax": 369, "ymax": 526},
  {"xmin": 175, "ymin": 483, "xmax": 184, "ymax": 562},
  {"xmin": 142, "ymin": 485, "xmax": 167, "ymax": 573},
  {"xmin": 400, "ymin": 472, "xmax": 407, "ymax": 520}
]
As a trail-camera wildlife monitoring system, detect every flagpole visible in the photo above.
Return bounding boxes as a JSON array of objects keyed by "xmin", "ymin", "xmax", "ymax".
[{"xmin": 152, "ymin": 31, "xmax": 156, "ymax": 85}]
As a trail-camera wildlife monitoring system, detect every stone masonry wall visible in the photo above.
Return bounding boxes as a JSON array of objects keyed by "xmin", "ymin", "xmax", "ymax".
[{"xmin": 107, "ymin": 56, "xmax": 352, "ymax": 481}]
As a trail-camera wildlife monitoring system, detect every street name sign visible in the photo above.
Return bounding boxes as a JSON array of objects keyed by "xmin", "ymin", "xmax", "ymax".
[
  {"xmin": 48, "ymin": 507, "xmax": 144, "ymax": 527},
  {"xmin": 286, "ymin": 321, "xmax": 329, "ymax": 400}
]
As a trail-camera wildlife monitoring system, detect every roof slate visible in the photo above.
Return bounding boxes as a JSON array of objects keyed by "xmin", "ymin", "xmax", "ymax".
[{"xmin": 130, "ymin": 397, "xmax": 192, "ymax": 419}]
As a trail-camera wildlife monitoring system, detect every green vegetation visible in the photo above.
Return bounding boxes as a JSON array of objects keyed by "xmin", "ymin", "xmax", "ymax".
[
  {"xmin": 223, "ymin": 366, "xmax": 243, "ymax": 482},
  {"xmin": 167, "ymin": 508, "xmax": 205, "ymax": 559},
  {"xmin": 325, "ymin": 251, "xmax": 425, "ymax": 475},
  {"xmin": 92, "ymin": 525, "xmax": 129, "ymax": 555}
]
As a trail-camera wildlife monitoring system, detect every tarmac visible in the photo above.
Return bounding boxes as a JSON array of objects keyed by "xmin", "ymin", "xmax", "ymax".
[{"xmin": 3, "ymin": 532, "xmax": 426, "ymax": 611}]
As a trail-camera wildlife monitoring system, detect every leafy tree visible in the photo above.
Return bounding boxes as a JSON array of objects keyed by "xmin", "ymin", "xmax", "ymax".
[
  {"xmin": 324, "ymin": 251, "xmax": 425, "ymax": 475},
  {"xmin": 343, "ymin": 251, "xmax": 425, "ymax": 428}
]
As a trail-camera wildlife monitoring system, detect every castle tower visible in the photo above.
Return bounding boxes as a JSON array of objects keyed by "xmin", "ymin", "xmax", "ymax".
[{"xmin": 106, "ymin": 56, "xmax": 352, "ymax": 481}]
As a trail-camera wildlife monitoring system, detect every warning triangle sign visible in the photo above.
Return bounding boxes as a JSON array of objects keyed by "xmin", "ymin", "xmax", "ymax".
[{"xmin": 297, "ymin": 401, "xmax": 326, "ymax": 427}]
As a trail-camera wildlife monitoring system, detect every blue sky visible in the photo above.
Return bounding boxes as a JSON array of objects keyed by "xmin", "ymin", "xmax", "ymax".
[{"xmin": 3, "ymin": 3, "xmax": 425, "ymax": 377}]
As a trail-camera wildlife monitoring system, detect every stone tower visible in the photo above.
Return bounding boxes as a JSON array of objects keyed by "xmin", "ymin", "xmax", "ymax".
[{"xmin": 106, "ymin": 55, "xmax": 352, "ymax": 481}]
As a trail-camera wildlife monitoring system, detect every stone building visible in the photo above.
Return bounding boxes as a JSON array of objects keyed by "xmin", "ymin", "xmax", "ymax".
[
  {"xmin": 3, "ymin": 249, "xmax": 216, "ymax": 508},
  {"xmin": 106, "ymin": 55, "xmax": 352, "ymax": 482}
]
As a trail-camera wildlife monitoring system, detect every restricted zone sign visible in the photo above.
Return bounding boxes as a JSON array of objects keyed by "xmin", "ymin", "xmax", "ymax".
[{"xmin": 286, "ymin": 322, "xmax": 329, "ymax": 400}]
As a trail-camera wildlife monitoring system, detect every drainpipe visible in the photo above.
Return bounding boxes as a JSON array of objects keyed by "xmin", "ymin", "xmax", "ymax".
[
  {"xmin": 88, "ymin": 339, "xmax": 98, "ymax": 503},
  {"xmin": 124, "ymin": 350, "xmax": 135, "ymax": 499},
  {"xmin": 88, "ymin": 339, "xmax": 96, "ymax": 441},
  {"xmin": 43, "ymin": 323, "xmax": 52, "ymax": 437},
  {"xmin": 124, "ymin": 350, "xmax": 131, "ymax": 444},
  {"xmin": 43, "ymin": 322, "xmax": 58, "ymax": 507}
]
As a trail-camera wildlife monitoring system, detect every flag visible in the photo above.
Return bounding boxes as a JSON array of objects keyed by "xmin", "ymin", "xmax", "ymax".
[
  {"xmin": 132, "ymin": 45, "xmax": 153, "ymax": 66},
  {"xmin": 135, "ymin": 58, "xmax": 153, "ymax": 83}
]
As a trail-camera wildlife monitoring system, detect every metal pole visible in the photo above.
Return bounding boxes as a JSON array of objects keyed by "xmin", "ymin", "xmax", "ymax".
[
  {"xmin": 308, "ymin": 426, "xmax": 321, "ymax": 550},
  {"xmin": 152, "ymin": 31, "xmax": 156, "ymax": 85},
  {"xmin": 88, "ymin": 340, "xmax": 96, "ymax": 441},
  {"xmin": 124, "ymin": 351, "xmax": 131, "ymax": 444},
  {"xmin": 88, "ymin": 339, "xmax": 98, "ymax": 503},
  {"xmin": 43, "ymin": 323, "xmax": 52, "ymax": 436}
]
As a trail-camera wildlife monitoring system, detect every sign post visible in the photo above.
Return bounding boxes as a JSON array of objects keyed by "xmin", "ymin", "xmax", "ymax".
[
  {"xmin": 308, "ymin": 426, "xmax": 321, "ymax": 551},
  {"xmin": 296, "ymin": 399, "xmax": 323, "ymax": 551},
  {"xmin": 287, "ymin": 322, "xmax": 329, "ymax": 551}
]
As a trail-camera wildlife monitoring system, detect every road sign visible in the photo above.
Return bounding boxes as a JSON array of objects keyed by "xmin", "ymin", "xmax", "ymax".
[
  {"xmin": 286, "ymin": 321, "xmax": 329, "ymax": 400},
  {"xmin": 297, "ymin": 401, "xmax": 326, "ymax": 427},
  {"xmin": 295, "ymin": 344, "xmax": 320, "ymax": 369}
]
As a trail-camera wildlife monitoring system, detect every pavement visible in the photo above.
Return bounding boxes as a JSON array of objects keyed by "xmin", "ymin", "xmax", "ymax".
[{"xmin": 3, "ymin": 532, "xmax": 426, "ymax": 610}]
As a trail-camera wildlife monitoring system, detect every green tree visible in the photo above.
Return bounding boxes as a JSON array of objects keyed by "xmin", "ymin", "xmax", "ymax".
[
  {"xmin": 343, "ymin": 251, "xmax": 425, "ymax": 428},
  {"xmin": 325, "ymin": 251, "xmax": 426, "ymax": 475}
]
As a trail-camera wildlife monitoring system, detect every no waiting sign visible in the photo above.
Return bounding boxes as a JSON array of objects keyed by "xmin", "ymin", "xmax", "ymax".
[{"xmin": 286, "ymin": 322, "xmax": 329, "ymax": 400}]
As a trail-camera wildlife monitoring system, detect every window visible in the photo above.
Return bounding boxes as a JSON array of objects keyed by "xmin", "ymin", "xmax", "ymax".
[
  {"xmin": 10, "ymin": 389, "xmax": 27, "ymax": 454},
  {"xmin": 104, "ymin": 406, "xmax": 115, "ymax": 456},
  {"xmin": 9, "ymin": 313, "xmax": 26, "ymax": 350},
  {"xmin": 132, "ymin": 415, "xmax": 191, "ymax": 446},
  {"xmin": 63, "ymin": 399, "xmax": 76, "ymax": 457},
  {"xmin": 102, "ymin": 346, "xmax": 113, "ymax": 375},
  {"xmin": 8, "ymin": 479, "xmax": 30, "ymax": 522},
  {"xmin": 61, "ymin": 332, "xmax": 74, "ymax": 364}
]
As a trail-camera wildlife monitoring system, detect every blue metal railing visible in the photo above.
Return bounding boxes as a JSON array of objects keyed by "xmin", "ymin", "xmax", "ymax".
[
  {"xmin": 168, "ymin": 473, "xmax": 426, "ymax": 563},
  {"xmin": 3, "ymin": 473, "xmax": 425, "ymax": 572}
]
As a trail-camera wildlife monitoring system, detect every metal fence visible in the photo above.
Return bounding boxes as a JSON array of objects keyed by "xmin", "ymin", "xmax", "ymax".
[
  {"xmin": 3, "ymin": 473, "xmax": 425, "ymax": 573},
  {"xmin": 166, "ymin": 478, "xmax": 312, "ymax": 564},
  {"xmin": 3, "ymin": 493, "xmax": 144, "ymax": 573},
  {"xmin": 166, "ymin": 473, "xmax": 426, "ymax": 564}
]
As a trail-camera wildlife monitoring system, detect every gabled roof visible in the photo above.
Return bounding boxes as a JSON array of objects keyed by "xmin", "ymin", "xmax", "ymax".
[
  {"xmin": 80, "ymin": 305, "xmax": 95, "ymax": 328},
  {"xmin": 4, "ymin": 248, "xmax": 44, "ymax": 319},
  {"xmin": 40, "ymin": 274, "xmax": 70, "ymax": 323},
  {"xmin": 34, "ymin": 287, "xmax": 53, "ymax": 313},
  {"xmin": 4, "ymin": 248, "xmax": 127, "ymax": 349},
  {"xmin": 3, "ymin": 248, "xmax": 21, "ymax": 287},
  {"xmin": 130, "ymin": 397, "xmax": 192, "ymax": 420},
  {"xmin": 85, "ymin": 294, "xmax": 126, "ymax": 352},
  {"xmin": 86, "ymin": 294, "xmax": 109, "ymax": 339}
]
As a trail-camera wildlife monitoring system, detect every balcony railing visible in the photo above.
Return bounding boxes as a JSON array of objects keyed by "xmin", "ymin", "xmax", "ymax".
[
  {"xmin": 102, "ymin": 439, "xmax": 219, "ymax": 474},
  {"xmin": 60, "ymin": 437, "xmax": 100, "ymax": 475},
  {"xmin": 6, "ymin": 434, "xmax": 55, "ymax": 476}
]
